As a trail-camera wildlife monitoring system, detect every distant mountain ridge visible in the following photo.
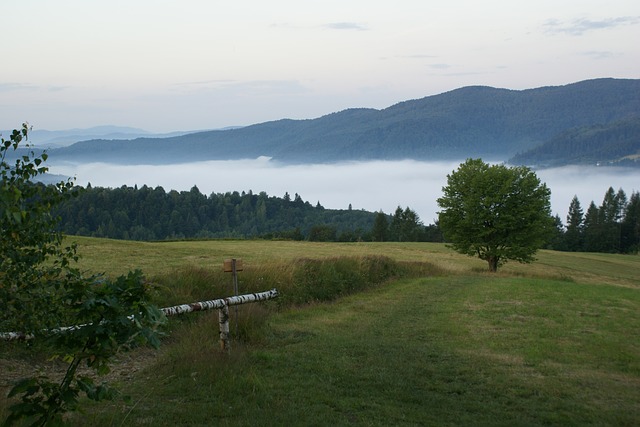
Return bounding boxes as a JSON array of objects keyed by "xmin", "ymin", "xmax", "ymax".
[
  {"xmin": 45, "ymin": 78, "xmax": 640, "ymax": 165},
  {"xmin": 1, "ymin": 125, "xmax": 212, "ymax": 148},
  {"xmin": 509, "ymin": 117, "xmax": 640, "ymax": 167}
]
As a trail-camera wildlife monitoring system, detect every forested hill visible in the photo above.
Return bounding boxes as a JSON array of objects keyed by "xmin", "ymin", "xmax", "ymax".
[
  {"xmin": 55, "ymin": 185, "xmax": 438, "ymax": 242},
  {"xmin": 509, "ymin": 117, "xmax": 640, "ymax": 167},
  {"xmin": 47, "ymin": 78, "xmax": 640, "ymax": 164}
]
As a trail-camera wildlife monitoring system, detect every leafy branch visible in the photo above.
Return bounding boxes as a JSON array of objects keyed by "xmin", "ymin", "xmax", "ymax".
[{"xmin": 1, "ymin": 124, "xmax": 166, "ymax": 426}]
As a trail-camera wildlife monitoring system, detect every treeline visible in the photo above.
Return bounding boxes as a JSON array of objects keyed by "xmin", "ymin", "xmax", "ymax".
[
  {"xmin": 55, "ymin": 184, "xmax": 441, "ymax": 242},
  {"xmin": 55, "ymin": 183, "xmax": 638, "ymax": 253},
  {"xmin": 550, "ymin": 187, "xmax": 640, "ymax": 253}
]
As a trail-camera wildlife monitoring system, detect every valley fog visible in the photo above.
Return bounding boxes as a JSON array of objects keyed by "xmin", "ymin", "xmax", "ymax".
[{"xmin": 48, "ymin": 159, "xmax": 640, "ymax": 225}]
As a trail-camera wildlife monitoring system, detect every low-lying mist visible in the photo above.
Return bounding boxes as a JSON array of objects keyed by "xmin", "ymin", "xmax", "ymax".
[{"xmin": 48, "ymin": 159, "xmax": 640, "ymax": 225}]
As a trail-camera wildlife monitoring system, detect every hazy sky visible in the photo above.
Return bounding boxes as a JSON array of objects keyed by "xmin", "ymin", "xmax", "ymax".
[{"xmin": 2, "ymin": 0, "xmax": 639, "ymax": 132}]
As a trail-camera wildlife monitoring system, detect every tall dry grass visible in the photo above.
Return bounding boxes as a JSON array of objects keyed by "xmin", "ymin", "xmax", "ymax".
[{"xmin": 152, "ymin": 255, "xmax": 443, "ymax": 308}]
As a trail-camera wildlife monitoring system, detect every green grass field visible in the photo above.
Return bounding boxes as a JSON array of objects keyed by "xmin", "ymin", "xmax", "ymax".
[
  {"xmin": 2, "ymin": 237, "xmax": 639, "ymax": 425},
  {"xmin": 67, "ymin": 236, "xmax": 640, "ymax": 288}
]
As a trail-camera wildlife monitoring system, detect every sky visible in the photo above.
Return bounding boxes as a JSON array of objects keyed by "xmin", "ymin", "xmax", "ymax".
[{"xmin": 1, "ymin": 0, "xmax": 639, "ymax": 133}]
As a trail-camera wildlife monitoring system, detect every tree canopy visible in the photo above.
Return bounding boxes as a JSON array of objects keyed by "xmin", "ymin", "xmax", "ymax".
[
  {"xmin": 556, "ymin": 187, "xmax": 640, "ymax": 254},
  {"xmin": 437, "ymin": 158, "xmax": 553, "ymax": 272}
]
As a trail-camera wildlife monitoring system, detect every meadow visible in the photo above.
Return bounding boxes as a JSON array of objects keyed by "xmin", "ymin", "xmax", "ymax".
[{"xmin": 1, "ymin": 237, "xmax": 639, "ymax": 425}]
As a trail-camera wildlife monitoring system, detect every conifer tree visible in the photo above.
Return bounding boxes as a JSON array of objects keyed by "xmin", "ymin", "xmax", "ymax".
[
  {"xmin": 621, "ymin": 191, "xmax": 640, "ymax": 253},
  {"xmin": 565, "ymin": 195, "xmax": 584, "ymax": 251},
  {"xmin": 583, "ymin": 201, "xmax": 601, "ymax": 252},
  {"xmin": 372, "ymin": 211, "xmax": 389, "ymax": 242}
]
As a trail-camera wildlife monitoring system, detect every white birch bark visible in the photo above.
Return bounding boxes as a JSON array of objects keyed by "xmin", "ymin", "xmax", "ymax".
[{"xmin": 1, "ymin": 289, "xmax": 279, "ymax": 341}]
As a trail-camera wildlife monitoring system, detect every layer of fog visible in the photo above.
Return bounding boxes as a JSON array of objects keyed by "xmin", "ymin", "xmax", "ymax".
[{"xmin": 48, "ymin": 159, "xmax": 640, "ymax": 225}]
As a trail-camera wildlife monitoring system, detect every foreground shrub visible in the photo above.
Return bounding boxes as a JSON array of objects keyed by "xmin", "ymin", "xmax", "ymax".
[{"xmin": 1, "ymin": 125, "xmax": 165, "ymax": 426}]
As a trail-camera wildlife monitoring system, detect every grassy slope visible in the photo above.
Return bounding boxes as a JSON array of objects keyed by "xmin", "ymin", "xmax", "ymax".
[
  {"xmin": 3, "ymin": 237, "xmax": 640, "ymax": 425},
  {"xmin": 81, "ymin": 275, "xmax": 639, "ymax": 426},
  {"xmin": 245, "ymin": 277, "xmax": 639, "ymax": 425},
  {"xmin": 69, "ymin": 236, "xmax": 640, "ymax": 288}
]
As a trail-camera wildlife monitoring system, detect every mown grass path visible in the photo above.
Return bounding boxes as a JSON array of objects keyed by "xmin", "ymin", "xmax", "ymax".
[
  {"xmin": 98, "ymin": 275, "xmax": 639, "ymax": 426},
  {"xmin": 247, "ymin": 277, "xmax": 639, "ymax": 426}
]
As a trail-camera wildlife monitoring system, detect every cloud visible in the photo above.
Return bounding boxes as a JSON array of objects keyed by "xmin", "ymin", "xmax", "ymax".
[
  {"xmin": 436, "ymin": 71, "xmax": 490, "ymax": 77},
  {"xmin": 173, "ymin": 79, "xmax": 310, "ymax": 97},
  {"xmin": 0, "ymin": 83, "xmax": 38, "ymax": 92},
  {"xmin": 174, "ymin": 79, "xmax": 236, "ymax": 87},
  {"xmin": 0, "ymin": 83, "xmax": 68, "ymax": 93},
  {"xmin": 401, "ymin": 55, "xmax": 439, "ymax": 59},
  {"xmin": 581, "ymin": 50, "xmax": 618, "ymax": 60},
  {"xmin": 393, "ymin": 54, "xmax": 440, "ymax": 64},
  {"xmin": 428, "ymin": 63, "xmax": 453, "ymax": 70},
  {"xmin": 47, "ymin": 159, "xmax": 457, "ymax": 221},
  {"xmin": 271, "ymin": 21, "xmax": 368, "ymax": 31},
  {"xmin": 543, "ymin": 16, "xmax": 640, "ymax": 35},
  {"xmin": 323, "ymin": 22, "xmax": 368, "ymax": 31},
  {"xmin": 47, "ymin": 159, "xmax": 640, "ymax": 225}
]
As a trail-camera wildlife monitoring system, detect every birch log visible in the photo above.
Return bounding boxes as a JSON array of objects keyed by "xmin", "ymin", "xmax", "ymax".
[
  {"xmin": 1, "ymin": 289, "xmax": 279, "ymax": 341},
  {"xmin": 160, "ymin": 288, "xmax": 278, "ymax": 316}
]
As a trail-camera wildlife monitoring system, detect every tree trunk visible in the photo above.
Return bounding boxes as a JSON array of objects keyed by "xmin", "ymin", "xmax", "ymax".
[{"xmin": 487, "ymin": 256, "xmax": 499, "ymax": 272}]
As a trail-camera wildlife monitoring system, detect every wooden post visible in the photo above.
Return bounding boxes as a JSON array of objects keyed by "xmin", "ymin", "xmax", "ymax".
[
  {"xmin": 218, "ymin": 305, "xmax": 230, "ymax": 352},
  {"xmin": 232, "ymin": 259, "xmax": 239, "ymax": 338},
  {"xmin": 232, "ymin": 259, "xmax": 239, "ymax": 296},
  {"xmin": 223, "ymin": 258, "xmax": 243, "ymax": 338}
]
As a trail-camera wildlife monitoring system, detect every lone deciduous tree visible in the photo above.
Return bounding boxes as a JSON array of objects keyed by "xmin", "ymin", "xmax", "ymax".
[{"xmin": 437, "ymin": 158, "xmax": 553, "ymax": 272}]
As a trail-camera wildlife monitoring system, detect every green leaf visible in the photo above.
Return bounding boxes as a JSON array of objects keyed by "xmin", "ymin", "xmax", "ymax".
[
  {"xmin": 1, "ymin": 122, "xmax": 161, "ymax": 424},
  {"xmin": 7, "ymin": 377, "xmax": 40, "ymax": 398},
  {"xmin": 11, "ymin": 211, "xmax": 23, "ymax": 224}
]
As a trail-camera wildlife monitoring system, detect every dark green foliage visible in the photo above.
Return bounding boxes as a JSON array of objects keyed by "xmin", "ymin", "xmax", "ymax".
[
  {"xmin": 548, "ymin": 215, "xmax": 567, "ymax": 251},
  {"xmin": 54, "ymin": 186, "xmax": 442, "ymax": 242},
  {"xmin": 437, "ymin": 159, "xmax": 554, "ymax": 272},
  {"xmin": 551, "ymin": 188, "xmax": 640, "ymax": 254},
  {"xmin": 45, "ymin": 79, "xmax": 640, "ymax": 164},
  {"xmin": 565, "ymin": 196, "xmax": 584, "ymax": 251},
  {"xmin": 4, "ymin": 271, "xmax": 165, "ymax": 426},
  {"xmin": 371, "ymin": 211, "xmax": 389, "ymax": 242},
  {"xmin": 288, "ymin": 256, "xmax": 403, "ymax": 304},
  {"xmin": 511, "ymin": 117, "xmax": 640, "ymax": 167},
  {"xmin": 370, "ymin": 207, "xmax": 438, "ymax": 243},
  {"xmin": 598, "ymin": 187, "xmax": 625, "ymax": 252},
  {"xmin": 55, "ymin": 186, "xmax": 376, "ymax": 240},
  {"xmin": 423, "ymin": 222, "xmax": 444, "ymax": 242},
  {"xmin": 1, "ymin": 125, "xmax": 165, "ymax": 425},
  {"xmin": 308, "ymin": 225, "xmax": 337, "ymax": 242},
  {"xmin": 1, "ymin": 124, "xmax": 80, "ymax": 334},
  {"xmin": 389, "ymin": 206, "xmax": 425, "ymax": 241},
  {"xmin": 621, "ymin": 192, "xmax": 640, "ymax": 253},
  {"xmin": 582, "ymin": 201, "xmax": 602, "ymax": 252}
]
